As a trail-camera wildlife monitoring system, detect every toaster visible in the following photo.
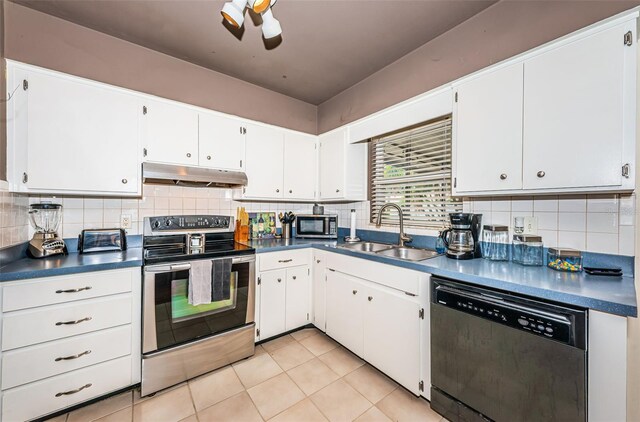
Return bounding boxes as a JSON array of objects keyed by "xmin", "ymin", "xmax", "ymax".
[{"xmin": 78, "ymin": 228, "xmax": 127, "ymax": 254}]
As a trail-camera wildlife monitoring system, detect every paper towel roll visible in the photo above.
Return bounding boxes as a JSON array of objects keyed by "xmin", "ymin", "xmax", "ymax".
[{"xmin": 349, "ymin": 209, "xmax": 357, "ymax": 239}]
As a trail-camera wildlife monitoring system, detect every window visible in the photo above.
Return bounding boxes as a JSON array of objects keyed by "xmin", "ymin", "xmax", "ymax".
[{"xmin": 369, "ymin": 116, "xmax": 461, "ymax": 230}]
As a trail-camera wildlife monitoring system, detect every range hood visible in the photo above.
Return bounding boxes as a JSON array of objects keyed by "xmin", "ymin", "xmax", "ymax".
[{"xmin": 143, "ymin": 162, "xmax": 248, "ymax": 188}]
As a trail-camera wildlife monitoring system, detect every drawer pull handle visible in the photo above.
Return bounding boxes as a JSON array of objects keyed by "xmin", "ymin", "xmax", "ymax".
[
  {"xmin": 55, "ymin": 350, "xmax": 92, "ymax": 361},
  {"xmin": 55, "ymin": 383, "xmax": 92, "ymax": 397},
  {"xmin": 56, "ymin": 286, "xmax": 92, "ymax": 294},
  {"xmin": 56, "ymin": 317, "xmax": 92, "ymax": 326},
  {"xmin": 278, "ymin": 259, "xmax": 293, "ymax": 263}
]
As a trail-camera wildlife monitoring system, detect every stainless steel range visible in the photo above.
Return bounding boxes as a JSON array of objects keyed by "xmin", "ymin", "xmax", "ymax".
[{"xmin": 141, "ymin": 215, "xmax": 256, "ymax": 396}]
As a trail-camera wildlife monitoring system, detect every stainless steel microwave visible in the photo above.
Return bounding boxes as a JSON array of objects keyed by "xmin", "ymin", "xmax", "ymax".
[{"xmin": 295, "ymin": 215, "xmax": 338, "ymax": 239}]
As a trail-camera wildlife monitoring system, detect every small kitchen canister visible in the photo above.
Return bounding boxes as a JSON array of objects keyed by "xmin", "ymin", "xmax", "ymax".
[
  {"xmin": 547, "ymin": 247, "xmax": 583, "ymax": 272},
  {"xmin": 481, "ymin": 225, "xmax": 510, "ymax": 261},
  {"xmin": 512, "ymin": 234, "xmax": 544, "ymax": 266}
]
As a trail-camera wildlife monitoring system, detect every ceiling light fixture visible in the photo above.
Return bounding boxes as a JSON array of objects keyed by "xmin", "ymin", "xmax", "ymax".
[
  {"xmin": 220, "ymin": 0, "xmax": 282, "ymax": 39},
  {"xmin": 221, "ymin": 0, "xmax": 247, "ymax": 28}
]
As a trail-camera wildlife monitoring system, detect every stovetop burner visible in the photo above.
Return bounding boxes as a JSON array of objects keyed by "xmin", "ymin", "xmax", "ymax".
[{"xmin": 143, "ymin": 215, "xmax": 254, "ymax": 264}]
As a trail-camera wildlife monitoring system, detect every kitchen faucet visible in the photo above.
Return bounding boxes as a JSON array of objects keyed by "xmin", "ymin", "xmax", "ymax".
[{"xmin": 375, "ymin": 203, "xmax": 412, "ymax": 247}]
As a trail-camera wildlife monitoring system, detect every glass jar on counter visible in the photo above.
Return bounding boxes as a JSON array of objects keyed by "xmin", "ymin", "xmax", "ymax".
[
  {"xmin": 481, "ymin": 225, "xmax": 510, "ymax": 261},
  {"xmin": 547, "ymin": 247, "xmax": 583, "ymax": 272},
  {"xmin": 512, "ymin": 235, "xmax": 544, "ymax": 266}
]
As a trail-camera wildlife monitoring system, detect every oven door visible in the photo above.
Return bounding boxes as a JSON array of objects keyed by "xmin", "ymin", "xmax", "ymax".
[{"xmin": 143, "ymin": 255, "xmax": 255, "ymax": 354}]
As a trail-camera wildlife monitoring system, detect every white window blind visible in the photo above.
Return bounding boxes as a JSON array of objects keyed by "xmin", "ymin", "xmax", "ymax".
[{"xmin": 369, "ymin": 116, "xmax": 461, "ymax": 229}]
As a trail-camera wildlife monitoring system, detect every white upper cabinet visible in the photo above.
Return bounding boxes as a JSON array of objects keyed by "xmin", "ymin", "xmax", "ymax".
[
  {"xmin": 318, "ymin": 128, "xmax": 367, "ymax": 201},
  {"xmin": 198, "ymin": 113, "xmax": 245, "ymax": 171},
  {"xmin": 452, "ymin": 18, "xmax": 636, "ymax": 196},
  {"xmin": 141, "ymin": 99, "xmax": 199, "ymax": 166},
  {"xmin": 283, "ymin": 132, "xmax": 317, "ymax": 200},
  {"xmin": 453, "ymin": 63, "xmax": 524, "ymax": 193},
  {"xmin": 243, "ymin": 124, "xmax": 285, "ymax": 199},
  {"xmin": 522, "ymin": 21, "xmax": 636, "ymax": 191},
  {"xmin": 7, "ymin": 65, "xmax": 141, "ymax": 196}
]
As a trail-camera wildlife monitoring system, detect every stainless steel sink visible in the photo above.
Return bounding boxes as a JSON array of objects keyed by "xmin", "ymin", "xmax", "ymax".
[
  {"xmin": 375, "ymin": 246, "xmax": 440, "ymax": 261},
  {"xmin": 339, "ymin": 241, "xmax": 395, "ymax": 253}
]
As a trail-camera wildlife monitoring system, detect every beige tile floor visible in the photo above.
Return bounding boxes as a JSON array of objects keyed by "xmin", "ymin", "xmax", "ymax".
[{"xmin": 47, "ymin": 328, "xmax": 446, "ymax": 422}]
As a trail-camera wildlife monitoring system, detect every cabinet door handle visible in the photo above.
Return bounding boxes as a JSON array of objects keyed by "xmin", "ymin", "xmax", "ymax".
[
  {"xmin": 278, "ymin": 259, "xmax": 293, "ymax": 263},
  {"xmin": 55, "ymin": 350, "xmax": 92, "ymax": 362},
  {"xmin": 207, "ymin": 155, "xmax": 212, "ymax": 160},
  {"xmin": 316, "ymin": 259, "xmax": 321, "ymax": 263},
  {"xmin": 55, "ymin": 317, "xmax": 92, "ymax": 326},
  {"xmin": 277, "ymin": 278, "xmax": 282, "ymax": 283},
  {"xmin": 121, "ymin": 179, "xmax": 128, "ymax": 184},
  {"xmin": 56, "ymin": 286, "xmax": 92, "ymax": 294},
  {"xmin": 55, "ymin": 383, "xmax": 92, "ymax": 397},
  {"xmin": 537, "ymin": 171, "xmax": 545, "ymax": 178},
  {"xmin": 368, "ymin": 296, "xmax": 373, "ymax": 301},
  {"xmin": 292, "ymin": 275, "xmax": 297, "ymax": 280},
  {"xmin": 500, "ymin": 174, "xmax": 507, "ymax": 180},
  {"xmin": 289, "ymin": 190, "xmax": 292, "ymax": 193},
  {"xmin": 276, "ymin": 189, "xmax": 280, "ymax": 193},
  {"xmin": 352, "ymin": 290, "xmax": 358, "ymax": 295},
  {"xmin": 336, "ymin": 189, "xmax": 340, "ymax": 193},
  {"xmin": 186, "ymin": 153, "xmax": 192, "ymax": 158}
]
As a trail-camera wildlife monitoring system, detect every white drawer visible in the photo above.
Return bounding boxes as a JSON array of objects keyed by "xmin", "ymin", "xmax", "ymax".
[
  {"xmin": 259, "ymin": 249, "xmax": 311, "ymax": 272},
  {"xmin": 2, "ymin": 294, "xmax": 132, "ymax": 351},
  {"xmin": 2, "ymin": 325, "xmax": 132, "ymax": 389},
  {"xmin": 3, "ymin": 269, "xmax": 133, "ymax": 312},
  {"xmin": 2, "ymin": 356, "xmax": 132, "ymax": 422}
]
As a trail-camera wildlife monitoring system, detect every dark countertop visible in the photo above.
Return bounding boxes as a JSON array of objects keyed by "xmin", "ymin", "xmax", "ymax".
[
  {"xmin": 245, "ymin": 238, "xmax": 637, "ymax": 317},
  {"xmin": 0, "ymin": 248, "xmax": 143, "ymax": 282}
]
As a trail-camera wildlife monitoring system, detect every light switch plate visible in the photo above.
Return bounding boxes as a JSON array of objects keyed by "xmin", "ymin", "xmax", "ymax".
[
  {"xmin": 523, "ymin": 216, "xmax": 538, "ymax": 235},
  {"xmin": 513, "ymin": 215, "xmax": 538, "ymax": 235}
]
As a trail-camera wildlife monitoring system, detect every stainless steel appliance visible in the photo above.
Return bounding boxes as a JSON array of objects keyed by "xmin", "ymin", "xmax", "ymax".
[
  {"xmin": 141, "ymin": 215, "xmax": 256, "ymax": 396},
  {"xmin": 295, "ymin": 214, "xmax": 338, "ymax": 239},
  {"xmin": 27, "ymin": 203, "xmax": 67, "ymax": 258},
  {"xmin": 78, "ymin": 228, "xmax": 127, "ymax": 254},
  {"xmin": 430, "ymin": 277, "xmax": 587, "ymax": 422},
  {"xmin": 439, "ymin": 213, "xmax": 482, "ymax": 260},
  {"xmin": 142, "ymin": 162, "xmax": 247, "ymax": 187}
]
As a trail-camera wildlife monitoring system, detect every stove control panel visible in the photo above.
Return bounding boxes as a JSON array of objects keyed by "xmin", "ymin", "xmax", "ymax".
[{"xmin": 149, "ymin": 215, "xmax": 231, "ymax": 231}]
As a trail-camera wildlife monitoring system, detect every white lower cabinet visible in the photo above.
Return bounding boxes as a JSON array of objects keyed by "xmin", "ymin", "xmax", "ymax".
[
  {"xmin": 256, "ymin": 251, "xmax": 312, "ymax": 341},
  {"xmin": 0, "ymin": 268, "xmax": 141, "ymax": 421},
  {"xmin": 258, "ymin": 269, "xmax": 287, "ymax": 340},
  {"xmin": 325, "ymin": 271, "xmax": 365, "ymax": 357},
  {"xmin": 311, "ymin": 250, "xmax": 328, "ymax": 332},
  {"xmin": 324, "ymin": 261, "xmax": 426, "ymax": 395},
  {"xmin": 2, "ymin": 357, "xmax": 132, "ymax": 422}
]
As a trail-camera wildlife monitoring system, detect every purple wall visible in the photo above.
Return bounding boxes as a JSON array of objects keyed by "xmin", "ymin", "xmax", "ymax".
[
  {"xmin": 3, "ymin": 2, "xmax": 317, "ymax": 134},
  {"xmin": 317, "ymin": 1, "xmax": 640, "ymax": 133}
]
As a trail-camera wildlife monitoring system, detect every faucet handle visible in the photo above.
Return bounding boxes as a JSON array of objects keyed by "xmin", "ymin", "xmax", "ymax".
[{"xmin": 401, "ymin": 233, "xmax": 413, "ymax": 243}]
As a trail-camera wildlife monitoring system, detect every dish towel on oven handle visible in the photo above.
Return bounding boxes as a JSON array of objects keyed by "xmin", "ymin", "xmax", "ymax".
[
  {"xmin": 212, "ymin": 258, "xmax": 232, "ymax": 302},
  {"xmin": 188, "ymin": 259, "xmax": 213, "ymax": 306}
]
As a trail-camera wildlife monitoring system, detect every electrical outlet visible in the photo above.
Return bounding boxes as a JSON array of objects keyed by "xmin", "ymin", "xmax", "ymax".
[{"xmin": 120, "ymin": 214, "xmax": 132, "ymax": 229}]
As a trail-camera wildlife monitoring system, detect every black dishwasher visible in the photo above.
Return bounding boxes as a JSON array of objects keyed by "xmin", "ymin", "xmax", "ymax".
[{"xmin": 430, "ymin": 277, "xmax": 587, "ymax": 422}]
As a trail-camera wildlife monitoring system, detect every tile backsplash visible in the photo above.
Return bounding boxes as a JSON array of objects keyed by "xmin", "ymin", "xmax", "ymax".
[
  {"xmin": 0, "ymin": 187, "xmax": 635, "ymax": 257},
  {"xmin": 0, "ymin": 185, "xmax": 342, "ymax": 248},
  {"xmin": 342, "ymin": 194, "xmax": 636, "ymax": 257}
]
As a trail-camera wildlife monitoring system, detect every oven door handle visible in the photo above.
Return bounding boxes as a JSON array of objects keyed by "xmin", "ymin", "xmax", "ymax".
[{"xmin": 144, "ymin": 263, "xmax": 192, "ymax": 273}]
